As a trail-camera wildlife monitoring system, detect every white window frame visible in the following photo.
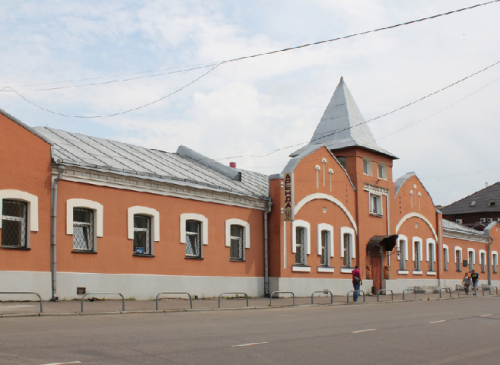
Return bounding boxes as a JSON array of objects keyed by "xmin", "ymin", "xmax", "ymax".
[
  {"xmin": 292, "ymin": 220, "xmax": 311, "ymax": 257},
  {"xmin": 412, "ymin": 237, "xmax": 423, "ymax": 271},
  {"xmin": 456, "ymin": 219, "xmax": 463, "ymax": 224},
  {"xmin": 479, "ymin": 249, "xmax": 487, "ymax": 272},
  {"xmin": 397, "ymin": 235, "xmax": 408, "ymax": 271},
  {"xmin": 455, "ymin": 246, "xmax": 463, "ymax": 272},
  {"xmin": 493, "ymin": 251, "xmax": 498, "ymax": 273},
  {"xmin": 317, "ymin": 223, "xmax": 334, "ymax": 267},
  {"xmin": 0, "ymin": 190, "xmax": 39, "ymax": 247},
  {"xmin": 468, "ymin": 248, "xmax": 475, "ymax": 270},
  {"xmin": 225, "ymin": 218, "xmax": 251, "ymax": 249},
  {"xmin": 426, "ymin": 239, "xmax": 437, "ymax": 263},
  {"xmin": 340, "ymin": 227, "xmax": 356, "ymax": 269},
  {"xmin": 377, "ymin": 162, "xmax": 387, "ymax": 179},
  {"xmin": 127, "ymin": 206, "xmax": 160, "ymax": 242},
  {"xmin": 66, "ymin": 199, "xmax": 103, "ymax": 253},
  {"xmin": 369, "ymin": 193, "xmax": 383, "ymax": 216},
  {"xmin": 180, "ymin": 213, "xmax": 208, "ymax": 246},
  {"xmin": 362, "ymin": 157, "xmax": 372, "ymax": 176},
  {"xmin": 443, "ymin": 244, "xmax": 449, "ymax": 271}
]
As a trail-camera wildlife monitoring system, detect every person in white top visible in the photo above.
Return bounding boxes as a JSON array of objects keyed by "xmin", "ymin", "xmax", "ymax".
[{"xmin": 462, "ymin": 273, "xmax": 470, "ymax": 295}]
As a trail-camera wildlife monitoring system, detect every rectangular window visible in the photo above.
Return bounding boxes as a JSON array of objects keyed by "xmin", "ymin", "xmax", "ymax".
[
  {"xmin": 455, "ymin": 219, "xmax": 463, "ymax": 224},
  {"xmin": 1, "ymin": 200, "xmax": 28, "ymax": 247},
  {"xmin": 494, "ymin": 254, "xmax": 498, "ymax": 274},
  {"xmin": 343, "ymin": 233, "xmax": 351, "ymax": 268},
  {"xmin": 456, "ymin": 250, "xmax": 462, "ymax": 272},
  {"xmin": 295, "ymin": 227, "xmax": 305, "ymax": 265},
  {"xmin": 377, "ymin": 163, "xmax": 387, "ymax": 179},
  {"xmin": 186, "ymin": 220, "xmax": 201, "ymax": 257},
  {"xmin": 414, "ymin": 242, "xmax": 420, "ymax": 271},
  {"xmin": 320, "ymin": 230, "xmax": 329, "ymax": 266},
  {"xmin": 399, "ymin": 241, "xmax": 406, "ymax": 270},
  {"xmin": 369, "ymin": 194, "xmax": 382, "ymax": 215},
  {"xmin": 469, "ymin": 251, "xmax": 474, "ymax": 271},
  {"xmin": 481, "ymin": 252, "xmax": 486, "ymax": 273},
  {"xmin": 73, "ymin": 208, "xmax": 94, "ymax": 251},
  {"xmin": 230, "ymin": 225, "xmax": 244, "ymax": 260},
  {"xmin": 444, "ymin": 248, "xmax": 448, "ymax": 271},
  {"xmin": 428, "ymin": 243, "xmax": 435, "ymax": 271},
  {"xmin": 133, "ymin": 215, "xmax": 151, "ymax": 255}
]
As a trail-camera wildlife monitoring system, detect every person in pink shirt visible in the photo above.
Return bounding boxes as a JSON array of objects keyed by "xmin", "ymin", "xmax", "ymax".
[{"xmin": 352, "ymin": 265, "xmax": 362, "ymax": 302}]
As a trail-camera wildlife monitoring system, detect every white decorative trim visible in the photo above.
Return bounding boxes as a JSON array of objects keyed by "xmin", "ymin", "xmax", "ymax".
[
  {"xmin": 397, "ymin": 270, "xmax": 409, "ymax": 275},
  {"xmin": 395, "ymin": 212, "xmax": 438, "ymax": 241},
  {"xmin": 397, "ymin": 235, "xmax": 409, "ymax": 261},
  {"xmin": 225, "ymin": 218, "xmax": 251, "ymax": 249},
  {"xmin": 317, "ymin": 266, "xmax": 334, "ymax": 273},
  {"xmin": 321, "ymin": 158, "xmax": 327, "ymax": 164},
  {"xmin": 467, "ymin": 248, "xmax": 476, "ymax": 264},
  {"xmin": 340, "ymin": 227, "xmax": 356, "ymax": 258},
  {"xmin": 0, "ymin": 189, "xmax": 38, "ymax": 231},
  {"xmin": 317, "ymin": 223, "xmax": 334, "ymax": 257},
  {"xmin": 180, "ymin": 213, "xmax": 208, "ymax": 245},
  {"xmin": 426, "ymin": 238, "xmax": 436, "ymax": 262},
  {"xmin": 443, "ymin": 244, "xmax": 449, "ymax": 263},
  {"xmin": 363, "ymin": 183, "xmax": 389, "ymax": 196},
  {"xmin": 315, "ymin": 165, "xmax": 321, "ymax": 171},
  {"xmin": 127, "ymin": 206, "xmax": 160, "ymax": 241},
  {"xmin": 340, "ymin": 267, "xmax": 354, "ymax": 274},
  {"xmin": 292, "ymin": 266, "xmax": 311, "ymax": 272},
  {"xmin": 294, "ymin": 193, "xmax": 357, "ymax": 233},
  {"xmin": 426, "ymin": 271, "xmax": 437, "ymax": 276},
  {"xmin": 479, "ymin": 249, "xmax": 487, "ymax": 264},
  {"xmin": 492, "ymin": 251, "xmax": 498, "ymax": 265},
  {"xmin": 292, "ymin": 220, "xmax": 311, "ymax": 255},
  {"xmin": 412, "ymin": 237, "xmax": 423, "ymax": 262},
  {"xmin": 454, "ymin": 246, "xmax": 463, "ymax": 263},
  {"xmin": 66, "ymin": 199, "xmax": 104, "ymax": 237},
  {"xmin": 412, "ymin": 270, "xmax": 423, "ymax": 275}
]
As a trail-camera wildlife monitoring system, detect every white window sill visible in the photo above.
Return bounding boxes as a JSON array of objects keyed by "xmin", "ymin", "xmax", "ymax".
[
  {"xmin": 369, "ymin": 213, "xmax": 383, "ymax": 218},
  {"xmin": 317, "ymin": 266, "xmax": 334, "ymax": 273},
  {"xmin": 340, "ymin": 267, "xmax": 354, "ymax": 274},
  {"xmin": 412, "ymin": 270, "xmax": 423, "ymax": 275},
  {"xmin": 397, "ymin": 270, "xmax": 409, "ymax": 275},
  {"xmin": 426, "ymin": 271, "xmax": 436, "ymax": 276},
  {"xmin": 292, "ymin": 266, "xmax": 311, "ymax": 272}
]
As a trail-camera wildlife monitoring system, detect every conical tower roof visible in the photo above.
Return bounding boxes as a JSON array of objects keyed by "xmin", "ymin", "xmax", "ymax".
[{"xmin": 291, "ymin": 77, "xmax": 397, "ymax": 158}]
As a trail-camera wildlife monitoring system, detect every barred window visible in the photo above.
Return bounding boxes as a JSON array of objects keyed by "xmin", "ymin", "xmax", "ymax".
[
  {"xmin": 320, "ymin": 230, "xmax": 329, "ymax": 266},
  {"xmin": 186, "ymin": 220, "xmax": 201, "ymax": 258},
  {"xmin": 230, "ymin": 225, "xmax": 244, "ymax": 260},
  {"xmin": 134, "ymin": 215, "xmax": 151, "ymax": 255},
  {"xmin": 343, "ymin": 233, "xmax": 352, "ymax": 268},
  {"xmin": 1, "ymin": 200, "xmax": 27, "ymax": 247},
  {"xmin": 73, "ymin": 208, "xmax": 94, "ymax": 251},
  {"xmin": 399, "ymin": 240, "xmax": 406, "ymax": 270},
  {"xmin": 295, "ymin": 227, "xmax": 305, "ymax": 265}
]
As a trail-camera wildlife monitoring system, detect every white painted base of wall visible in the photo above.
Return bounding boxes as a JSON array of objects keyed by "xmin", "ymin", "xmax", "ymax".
[
  {"xmin": 57, "ymin": 272, "xmax": 264, "ymax": 300},
  {"xmin": 385, "ymin": 279, "xmax": 439, "ymax": 293},
  {"xmin": 0, "ymin": 271, "xmax": 52, "ymax": 300},
  {"xmin": 269, "ymin": 277, "xmax": 373, "ymax": 297}
]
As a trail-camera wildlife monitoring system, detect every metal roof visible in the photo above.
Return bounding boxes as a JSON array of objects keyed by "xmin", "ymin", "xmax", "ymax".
[
  {"xmin": 291, "ymin": 77, "xmax": 397, "ymax": 159},
  {"xmin": 34, "ymin": 127, "xmax": 269, "ymax": 199},
  {"xmin": 442, "ymin": 218, "xmax": 485, "ymax": 237},
  {"xmin": 441, "ymin": 182, "xmax": 500, "ymax": 215}
]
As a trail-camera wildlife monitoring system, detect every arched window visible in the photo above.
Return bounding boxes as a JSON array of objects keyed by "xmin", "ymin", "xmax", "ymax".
[
  {"xmin": 362, "ymin": 157, "xmax": 372, "ymax": 176},
  {"xmin": 225, "ymin": 218, "xmax": 250, "ymax": 261},
  {"xmin": 180, "ymin": 213, "xmax": 208, "ymax": 259},
  {"xmin": 67, "ymin": 199, "xmax": 103, "ymax": 252},
  {"xmin": 292, "ymin": 220, "xmax": 311, "ymax": 271},
  {"xmin": 128, "ymin": 206, "xmax": 160, "ymax": 256},
  {"xmin": 340, "ymin": 227, "xmax": 355, "ymax": 269},
  {"xmin": 455, "ymin": 247, "xmax": 463, "ymax": 272},
  {"xmin": 317, "ymin": 223, "xmax": 334, "ymax": 268},
  {"xmin": 377, "ymin": 162, "xmax": 387, "ymax": 179},
  {"xmin": 397, "ymin": 235, "xmax": 408, "ymax": 272}
]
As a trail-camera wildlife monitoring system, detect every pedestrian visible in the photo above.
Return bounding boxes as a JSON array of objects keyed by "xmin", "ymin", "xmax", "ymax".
[
  {"xmin": 462, "ymin": 272, "xmax": 470, "ymax": 295},
  {"xmin": 470, "ymin": 270, "xmax": 479, "ymax": 296},
  {"xmin": 352, "ymin": 265, "xmax": 362, "ymax": 302}
]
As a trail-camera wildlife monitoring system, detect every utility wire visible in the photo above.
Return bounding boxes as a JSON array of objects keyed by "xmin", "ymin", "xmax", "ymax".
[
  {"xmin": 0, "ymin": 63, "xmax": 223, "ymax": 119},
  {"xmin": 1, "ymin": 0, "xmax": 499, "ymax": 92}
]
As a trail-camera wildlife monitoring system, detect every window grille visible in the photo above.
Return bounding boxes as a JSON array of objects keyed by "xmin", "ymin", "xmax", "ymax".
[
  {"xmin": 399, "ymin": 241, "xmax": 406, "ymax": 270},
  {"xmin": 133, "ymin": 215, "xmax": 151, "ymax": 255},
  {"xmin": 320, "ymin": 230, "xmax": 329, "ymax": 266},
  {"xmin": 428, "ymin": 243, "xmax": 435, "ymax": 271},
  {"xmin": 456, "ymin": 250, "xmax": 462, "ymax": 272},
  {"xmin": 444, "ymin": 248, "xmax": 448, "ymax": 271},
  {"xmin": 343, "ymin": 233, "xmax": 351, "ymax": 268},
  {"xmin": 414, "ymin": 242, "xmax": 420, "ymax": 270},
  {"xmin": 295, "ymin": 227, "xmax": 305, "ymax": 265},
  {"xmin": 481, "ymin": 253, "xmax": 486, "ymax": 273},
  {"xmin": 186, "ymin": 220, "xmax": 201, "ymax": 257},
  {"xmin": 1, "ymin": 200, "xmax": 27, "ymax": 247},
  {"xmin": 230, "ymin": 225, "xmax": 244, "ymax": 260},
  {"xmin": 73, "ymin": 208, "xmax": 94, "ymax": 251}
]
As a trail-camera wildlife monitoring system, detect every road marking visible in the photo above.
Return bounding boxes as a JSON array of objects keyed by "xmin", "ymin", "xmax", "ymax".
[
  {"xmin": 352, "ymin": 329, "xmax": 376, "ymax": 333},
  {"xmin": 232, "ymin": 342, "xmax": 268, "ymax": 347},
  {"xmin": 37, "ymin": 362, "xmax": 81, "ymax": 365},
  {"xmin": 480, "ymin": 314, "xmax": 492, "ymax": 317},
  {"xmin": 429, "ymin": 320, "xmax": 445, "ymax": 324}
]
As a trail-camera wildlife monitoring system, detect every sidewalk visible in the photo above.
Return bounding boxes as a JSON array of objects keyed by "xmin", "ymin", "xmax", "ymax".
[{"xmin": 0, "ymin": 291, "xmax": 489, "ymax": 317}]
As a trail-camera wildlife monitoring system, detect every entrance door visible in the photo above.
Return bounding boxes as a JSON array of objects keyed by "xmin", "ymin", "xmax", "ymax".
[{"xmin": 369, "ymin": 248, "xmax": 382, "ymax": 292}]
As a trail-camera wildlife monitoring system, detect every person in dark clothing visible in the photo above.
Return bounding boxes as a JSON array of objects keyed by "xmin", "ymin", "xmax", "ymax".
[
  {"xmin": 470, "ymin": 270, "xmax": 479, "ymax": 296},
  {"xmin": 352, "ymin": 265, "xmax": 362, "ymax": 302}
]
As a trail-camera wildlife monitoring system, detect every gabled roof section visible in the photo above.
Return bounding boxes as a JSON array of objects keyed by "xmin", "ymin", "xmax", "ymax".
[
  {"xmin": 394, "ymin": 171, "xmax": 437, "ymax": 208},
  {"xmin": 282, "ymin": 144, "xmax": 355, "ymax": 191},
  {"xmin": 441, "ymin": 182, "xmax": 500, "ymax": 214},
  {"xmin": 33, "ymin": 127, "xmax": 269, "ymax": 199},
  {"xmin": 442, "ymin": 218, "xmax": 486, "ymax": 238},
  {"xmin": 0, "ymin": 107, "xmax": 52, "ymax": 145},
  {"xmin": 291, "ymin": 77, "xmax": 397, "ymax": 159}
]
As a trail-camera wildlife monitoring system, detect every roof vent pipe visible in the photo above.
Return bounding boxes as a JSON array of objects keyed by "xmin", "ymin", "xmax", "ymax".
[{"xmin": 229, "ymin": 162, "xmax": 237, "ymax": 168}]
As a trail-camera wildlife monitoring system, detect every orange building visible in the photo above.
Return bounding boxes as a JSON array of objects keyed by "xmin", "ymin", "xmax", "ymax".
[{"xmin": 1, "ymin": 78, "xmax": 499, "ymax": 300}]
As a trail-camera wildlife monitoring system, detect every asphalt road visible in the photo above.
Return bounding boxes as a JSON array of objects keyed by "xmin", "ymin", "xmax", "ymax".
[{"xmin": 1, "ymin": 297, "xmax": 499, "ymax": 365}]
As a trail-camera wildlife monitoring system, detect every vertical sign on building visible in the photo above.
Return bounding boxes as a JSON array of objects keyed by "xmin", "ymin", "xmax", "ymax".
[{"xmin": 284, "ymin": 172, "xmax": 293, "ymax": 221}]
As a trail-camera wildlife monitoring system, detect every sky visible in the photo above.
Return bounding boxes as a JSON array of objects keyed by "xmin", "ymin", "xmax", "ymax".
[{"xmin": 1, "ymin": 0, "xmax": 500, "ymax": 206}]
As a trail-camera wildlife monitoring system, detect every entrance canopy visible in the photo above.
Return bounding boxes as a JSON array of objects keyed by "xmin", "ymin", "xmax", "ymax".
[{"xmin": 366, "ymin": 235, "xmax": 398, "ymax": 252}]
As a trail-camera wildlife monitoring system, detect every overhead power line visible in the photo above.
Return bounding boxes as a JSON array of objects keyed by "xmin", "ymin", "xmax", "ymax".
[{"xmin": 1, "ymin": 0, "xmax": 499, "ymax": 92}]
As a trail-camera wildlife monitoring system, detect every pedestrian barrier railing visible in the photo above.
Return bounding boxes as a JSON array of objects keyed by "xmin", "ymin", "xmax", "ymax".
[
  {"xmin": 311, "ymin": 290, "xmax": 333, "ymax": 305},
  {"xmin": 270, "ymin": 291, "xmax": 295, "ymax": 306},
  {"xmin": 80, "ymin": 292, "xmax": 125, "ymax": 313},
  {"xmin": 377, "ymin": 289, "xmax": 393, "ymax": 302},
  {"xmin": 156, "ymin": 292, "xmax": 193, "ymax": 310},
  {"xmin": 456, "ymin": 285, "xmax": 469, "ymax": 298},
  {"xmin": 346, "ymin": 290, "xmax": 365, "ymax": 303},
  {"xmin": 402, "ymin": 288, "xmax": 417, "ymax": 301},
  {"xmin": 218, "ymin": 292, "xmax": 249, "ymax": 308},
  {"xmin": 482, "ymin": 286, "xmax": 499, "ymax": 296},
  {"xmin": 439, "ymin": 287, "xmax": 452, "ymax": 299},
  {"xmin": 0, "ymin": 292, "xmax": 43, "ymax": 313}
]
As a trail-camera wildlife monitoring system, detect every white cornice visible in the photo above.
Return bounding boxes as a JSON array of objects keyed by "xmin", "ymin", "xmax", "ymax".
[{"xmin": 363, "ymin": 183, "xmax": 389, "ymax": 196}]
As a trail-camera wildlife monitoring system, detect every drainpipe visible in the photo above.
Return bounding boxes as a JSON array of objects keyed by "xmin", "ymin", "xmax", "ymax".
[
  {"xmin": 484, "ymin": 223, "xmax": 494, "ymax": 286},
  {"xmin": 264, "ymin": 199, "xmax": 272, "ymax": 297},
  {"xmin": 51, "ymin": 164, "xmax": 65, "ymax": 301}
]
